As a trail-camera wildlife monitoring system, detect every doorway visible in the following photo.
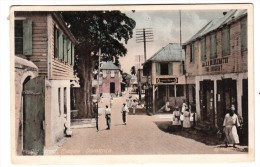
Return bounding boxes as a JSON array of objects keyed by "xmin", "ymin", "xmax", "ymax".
[
  {"xmin": 199, "ymin": 80, "xmax": 214, "ymax": 125},
  {"xmin": 110, "ymin": 82, "xmax": 115, "ymax": 93},
  {"xmin": 216, "ymin": 78, "xmax": 237, "ymax": 128}
]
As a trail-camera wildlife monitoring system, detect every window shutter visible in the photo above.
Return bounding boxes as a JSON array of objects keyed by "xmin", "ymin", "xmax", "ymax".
[
  {"xmin": 64, "ymin": 37, "xmax": 68, "ymax": 63},
  {"xmin": 210, "ymin": 33, "xmax": 216, "ymax": 59},
  {"xmin": 156, "ymin": 63, "xmax": 160, "ymax": 75},
  {"xmin": 200, "ymin": 38, "xmax": 206, "ymax": 61},
  {"xmin": 58, "ymin": 31, "xmax": 63, "ymax": 60},
  {"xmin": 241, "ymin": 18, "xmax": 247, "ymax": 50},
  {"xmin": 72, "ymin": 44, "xmax": 75, "ymax": 66},
  {"xmin": 222, "ymin": 28, "xmax": 230, "ymax": 56},
  {"xmin": 68, "ymin": 41, "xmax": 72, "ymax": 65},
  {"xmin": 54, "ymin": 27, "xmax": 59, "ymax": 58},
  {"xmin": 23, "ymin": 19, "xmax": 32, "ymax": 55},
  {"xmin": 168, "ymin": 63, "xmax": 173, "ymax": 75},
  {"xmin": 192, "ymin": 43, "xmax": 195, "ymax": 62}
]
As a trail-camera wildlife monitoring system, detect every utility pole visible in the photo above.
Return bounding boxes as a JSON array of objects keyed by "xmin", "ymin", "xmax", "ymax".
[
  {"xmin": 136, "ymin": 28, "xmax": 153, "ymax": 61},
  {"xmin": 136, "ymin": 28, "xmax": 153, "ymax": 103}
]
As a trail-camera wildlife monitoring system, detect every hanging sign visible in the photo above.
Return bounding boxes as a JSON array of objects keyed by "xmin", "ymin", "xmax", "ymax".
[{"xmin": 156, "ymin": 78, "xmax": 178, "ymax": 84}]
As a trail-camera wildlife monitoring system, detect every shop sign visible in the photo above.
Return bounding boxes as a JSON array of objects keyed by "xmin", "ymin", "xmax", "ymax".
[
  {"xmin": 202, "ymin": 57, "xmax": 229, "ymax": 72},
  {"xmin": 156, "ymin": 77, "xmax": 178, "ymax": 84}
]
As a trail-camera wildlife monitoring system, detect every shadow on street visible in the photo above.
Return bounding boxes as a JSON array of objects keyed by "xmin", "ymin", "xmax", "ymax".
[{"xmin": 154, "ymin": 121, "xmax": 248, "ymax": 153}]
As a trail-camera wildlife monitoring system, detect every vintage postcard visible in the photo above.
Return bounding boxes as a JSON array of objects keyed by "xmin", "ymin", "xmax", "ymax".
[{"xmin": 10, "ymin": 4, "xmax": 254, "ymax": 164}]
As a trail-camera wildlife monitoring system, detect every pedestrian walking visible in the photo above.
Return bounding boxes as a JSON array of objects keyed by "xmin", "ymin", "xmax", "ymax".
[
  {"xmin": 110, "ymin": 97, "xmax": 113, "ymax": 108},
  {"xmin": 223, "ymin": 105, "xmax": 240, "ymax": 148},
  {"xmin": 183, "ymin": 108, "xmax": 191, "ymax": 129},
  {"xmin": 132, "ymin": 99, "xmax": 138, "ymax": 115},
  {"xmin": 93, "ymin": 100, "xmax": 99, "ymax": 132},
  {"xmin": 121, "ymin": 103, "xmax": 129, "ymax": 125},
  {"xmin": 105, "ymin": 105, "xmax": 111, "ymax": 130}
]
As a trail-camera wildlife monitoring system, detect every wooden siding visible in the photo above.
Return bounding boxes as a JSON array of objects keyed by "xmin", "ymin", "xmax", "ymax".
[
  {"xmin": 49, "ymin": 15, "xmax": 76, "ymax": 80},
  {"xmin": 15, "ymin": 13, "xmax": 48, "ymax": 76}
]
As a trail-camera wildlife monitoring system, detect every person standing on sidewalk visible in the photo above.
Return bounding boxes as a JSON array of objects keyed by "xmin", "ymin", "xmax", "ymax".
[
  {"xmin": 93, "ymin": 101, "xmax": 99, "ymax": 132},
  {"xmin": 121, "ymin": 103, "xmax": 129, "ymax": 125},
  {"xmin": 105, "ymin": 105, "xmax": 111, "ymax": 130},
  {"xmin": 223, "ymin": 106, "xmax": 240, "ymax": 148}
]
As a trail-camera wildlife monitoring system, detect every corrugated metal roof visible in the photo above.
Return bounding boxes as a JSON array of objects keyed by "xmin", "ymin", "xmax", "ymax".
[
  {"xmin": 146, "ymin": 43, "xmax": 185, "ymax": 62},
  {"xmin": 185, "ymin": 9, "xmax": 247, "ymax": 45},
  {"xmin": 100, "ymin": 61, "xmax": 120, "ymax": 70}
]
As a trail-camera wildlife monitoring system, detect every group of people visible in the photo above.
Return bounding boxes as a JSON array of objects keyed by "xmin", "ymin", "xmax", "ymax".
[
  {"xmin": 93, "ymin": 96, "xmax": 138, "ymax": 131},
  {"xmin": 171, "ymin": 101, "xmax": 195, "ymax": 129}
]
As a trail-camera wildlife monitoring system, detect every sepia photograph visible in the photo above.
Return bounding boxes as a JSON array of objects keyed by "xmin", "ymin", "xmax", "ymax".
[{"xmin": 9, "ymin": 3, "xmax": 254, "ymax": 164}]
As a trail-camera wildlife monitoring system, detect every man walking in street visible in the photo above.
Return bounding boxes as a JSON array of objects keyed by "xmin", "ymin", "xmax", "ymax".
[
  {"xmin": 93, "ymin": 100, "xmax": 99, "ymax": 132},
  {"xmin": 105, "ymin": 105, "xmax": 111, "ymax": 130},
  {"xmin": 121, "ymin": 103, "xmax": 129, "ymax": 125}
]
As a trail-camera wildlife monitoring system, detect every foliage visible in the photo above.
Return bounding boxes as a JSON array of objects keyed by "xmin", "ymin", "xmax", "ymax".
[{"xmin": 130, "ymin": 66, "xmax": 136, "ymax": 75}]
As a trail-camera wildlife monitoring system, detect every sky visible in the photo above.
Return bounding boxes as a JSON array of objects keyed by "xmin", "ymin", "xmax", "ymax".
[{"xmin": 119, "ymin": 10, "xmax": 227, "ymax": 73}]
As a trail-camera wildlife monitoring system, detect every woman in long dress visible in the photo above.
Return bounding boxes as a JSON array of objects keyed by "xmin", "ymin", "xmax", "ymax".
[
  {"xmin": 183, "ymin": 108, "xmax": 191, "ymax": 128},
  {"xmin": 223, "ymin": 107, "xmax": 240, "ymax": 148}
]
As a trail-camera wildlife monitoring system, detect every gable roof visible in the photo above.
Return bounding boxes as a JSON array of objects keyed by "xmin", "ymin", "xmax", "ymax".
[
  {"xmin": 100, "ymin": 61, "xmax": 120, "ymax": 70},
  {"xmin": 145, "ymin": 43, "xmax": 185, "ymax": 63},
  {"xmin": 184, "ymin": 9, "xmax": 247, "ymax": 45}
]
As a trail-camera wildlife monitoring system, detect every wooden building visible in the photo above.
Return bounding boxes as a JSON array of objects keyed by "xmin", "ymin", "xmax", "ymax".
[
  {"xmin": 183, "ymin": 10, "xmax": 248, "ymax": 143},
  {"xmin": 143, "ymin": 43, "xmax": 186, "ymax": 114},
  {"xmin": 14, "ymin": 11, "xmax": 77, "ymax": 155}
]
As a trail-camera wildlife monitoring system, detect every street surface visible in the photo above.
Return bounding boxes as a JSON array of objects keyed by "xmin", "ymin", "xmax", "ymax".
[{"xmin": 55, "ymin": 90, "xmax": 245, "ymax": 155}]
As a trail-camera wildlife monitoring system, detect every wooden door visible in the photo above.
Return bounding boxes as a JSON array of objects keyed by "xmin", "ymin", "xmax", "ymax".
[
  {"xmin": 23, "ymin": 76, "xmax": 45, "ymax": 155},
  {"xmin": 242, "ymin": 79, "xmax": 248, "ymax": 145}
]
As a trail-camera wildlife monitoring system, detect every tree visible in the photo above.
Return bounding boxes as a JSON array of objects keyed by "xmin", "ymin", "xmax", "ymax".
[
  {"xmin": 61, "ymin": 11, "xmax": 136, "ymax": 118},
  {"xmin": 130, "ymin": 66, "xmax": 136, "ymax": 75}
]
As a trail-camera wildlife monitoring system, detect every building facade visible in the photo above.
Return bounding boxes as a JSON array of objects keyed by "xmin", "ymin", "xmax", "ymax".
[
  {"xmin": 14, "ymin": 12, "xmax": 77, "ymax": 155},
  {"xmin": 183, "ymin": 10, "xmax": 248, "ymax": 139},
  {"xmin": 143, "ymin": 43, "xmax": 186, "ymax": 114},
  {"xmin": 92, "ymin": 61, "xmax": 122, "ymax": 98}
]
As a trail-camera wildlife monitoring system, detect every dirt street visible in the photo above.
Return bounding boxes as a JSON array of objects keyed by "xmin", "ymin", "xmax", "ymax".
[{"xmin": 55, "ymin": 90, "xmax": 244, "ymax": 155}]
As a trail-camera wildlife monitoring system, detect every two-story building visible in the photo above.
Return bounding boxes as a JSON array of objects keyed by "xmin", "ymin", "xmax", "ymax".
[
  {"xmin": 183, "ymin": 10, "xmax": 248, "ymax": 140},
  {"xmin": 14, "ymin": 11, "xmax": 77, "ymax": 155},
  {"xmin": 143, "ymin": 43, "xmax": 186, "ymax": 114},
  {"xmin": 98, "ymin": 61, "xmax": 122, "ymax": 97}
]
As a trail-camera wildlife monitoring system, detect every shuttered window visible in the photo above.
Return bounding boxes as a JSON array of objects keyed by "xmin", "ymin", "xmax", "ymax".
[
  {"xmin": 58, "ymin": 31, "xmax": 63, "ymax": 60},
  {"xmin": 71, "ymin": 44, "xmax": 75, "ymax": 66},
  {"xmin": 68, "ymin": 41, "xmax": 72, "ymax": 65},
  {"xmin": 168, "ymin": 63, "xmax": 173, "ymax": 75},
  {"xmin": 156, "ymin": 63, "xmax": 173, "ymax": 75},
  {"xmin": 179, "ymin": 63, "xmax": 185, "ymax": 75},
  {"xmin": 241, "ymin": 17, "xmax": 247, "ymax": 50},
  {"xmin": 200, "ymin": 38, "xmax": 206, "ymax": 61},
  {"xmin": 222, "ymin": 27, "xmax": 230, "ymax": 56},
  {"xmin": 15, "ymin": 19, "xmax": 32, "ymax": 55},
  {"xmin": 190, "ymin": 43, "xmax": 195, "ymax": 62},
  {"xmin": 156, "ymin": 63, "xmax": 160, "ymax": 75},
  {"xmin": 210, "ymin": 33, "xmax": 217, "ymax": 59},
  {"xmin": 54, "ymin": 27, "xmax": 59, "ymax": 58},
  {"xmin": 63, "ymin": 37, "xmax": 68, "ymax": 63}
]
